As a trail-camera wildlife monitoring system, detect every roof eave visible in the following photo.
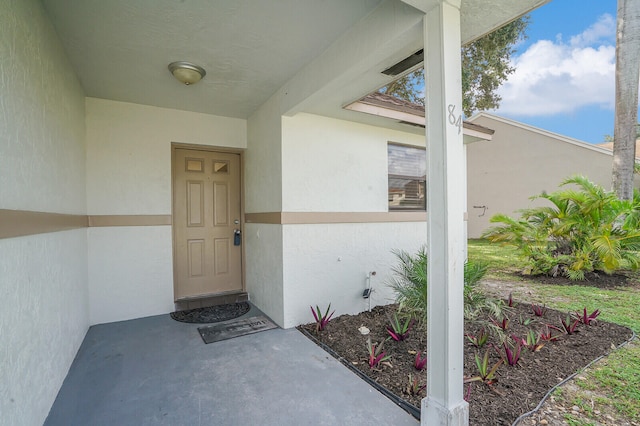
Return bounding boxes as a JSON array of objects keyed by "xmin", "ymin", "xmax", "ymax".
[{"xmin": 345, "ymin": 94, "xmax": 494, "ymax": 142}]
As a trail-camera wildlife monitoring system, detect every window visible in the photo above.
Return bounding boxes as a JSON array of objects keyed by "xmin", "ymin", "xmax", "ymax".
[{"xmin": 388, "ymin": 143, "xmax": 426, "ymax": 211}]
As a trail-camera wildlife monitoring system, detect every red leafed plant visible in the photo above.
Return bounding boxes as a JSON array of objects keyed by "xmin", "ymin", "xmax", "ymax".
[
  {"xmin": 465, "ymin": 349, "xmax": 502, "ymax": 386},
  {"xmin": 466, "ymin": 327, "xmax": 489, "ymax": 348},
  {"xmin": 464, "ymin": 383, "xmax": 472, "ymax": 402},
  {"xmin": 574, "ymin": 307, "xmax": 600, "ymax": 325},
  {"xmin": 539, "ymin": 324, "xmax": 562, "ymax": 342},
  {"xmin": 497, "ymin": 336, "xmax": 523, "ymax": 366},
  {"xmin": 506, "ymin": 292, "xmax": 514, "ymax": 307},
  {"xmin": 310, "ymin": 304, "xmax": 334, "ymax": 332},
  {"xmin": 523, "ymin": 329, "xmax": 545, "ymax": 352},
  {"xmin": 559, "ymin": 314, "xmax": 580, "ymax": 335},
  {"xmin": 406, "ymin": 374, "xmax": 426, "ymax": 396},
  {"xmin": 414, "ymin": 351, "xmax": 427, "ymax": 371},
  {"xmin": 366, "ymin": 337, "xmax": 391, "ymax": 369},
  {"xmin": 491, "ymin": 316, "xmax": 510, "ymax": 331},
  {"xmin": 386, "ymin": 313, "xmax": 414, "ymax": 341},
  {"xmin": 531, "ymin": 303, "xmax": 548, "ymax": 317}
]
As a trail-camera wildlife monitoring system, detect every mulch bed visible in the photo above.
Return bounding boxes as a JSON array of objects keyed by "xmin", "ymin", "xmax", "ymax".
[
  {"xmin": 518, "ymin": 271, "xmax": 637, "ymax": 289},
  {"xmin": 298, "ymin": 302, "xmax": 633, "ymax": 425}
]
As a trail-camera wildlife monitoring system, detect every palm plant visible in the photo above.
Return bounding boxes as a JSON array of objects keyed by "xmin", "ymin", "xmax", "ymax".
[
  {"xmin": 389, "ymin": 247, "xmax": 428, "ymax": 320},
  {"xmin": 483, "ymin": 175, "xmax": 640, "ymax": 280},
  {"xmin": 389, "ymin": 247, "xmax": 500, "ymax": 323},
  {"xmin": 463, "ymin": 260, "xmax": 503, "ymax": 320}
]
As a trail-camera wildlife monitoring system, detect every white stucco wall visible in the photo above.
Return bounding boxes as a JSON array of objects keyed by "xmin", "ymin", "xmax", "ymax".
[
  {"xmin": 245, "ymin": 95, "xmax": 284, "ymax": 214},
  {"xmin": 87, "ymin": 227, "xmax": 174, "ymax": 325},
  {"xmin": 467, "ymin": 114, "xmax": 640, "ymax": 238},
  {"xmin": 0, "ymin": 1, "xmax": 88, "ymax": 425},
  {"xmin": 0, "ymin": 232, "xmax": 89, "ymax": 426},
  {"xmin": 282, "ymin": 222, "xmax": 427, "ymax": 328},
  {"xmin": 0, "ymin": 3, "xmax": 86, "ymax": 213},
  {"xmin": 244, "ymin": 95, "xmax": 286, "ymax": 325},
  {"xmin": 282, "ymin": 113, "xmax": 425, "ymax": 211},
  {"xmin": 244, "ymin": 224, "xmax": 285, "ymax": 326},
  {"xmin": 85, "ymin": 98, "xmax": 247, "ymax": 215},
  {"xmin": 278, "ymin": 113, "xmax": 428, "ymax": 327},
  {"xmin": 85, "ymin": 98, "xmax": 247, "ymax": 324}
]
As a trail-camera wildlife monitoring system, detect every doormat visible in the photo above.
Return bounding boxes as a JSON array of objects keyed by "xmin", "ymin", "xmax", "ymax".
[
  {"xmin": 170, "ymin": 302, "xmax": 250, "ymax": 324},
  {"xmin": 198, "ymin": 315, "xmax": 278, "ymax": 344}
]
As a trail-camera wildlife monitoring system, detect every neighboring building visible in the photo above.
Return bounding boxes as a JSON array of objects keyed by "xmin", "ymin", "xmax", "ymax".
[
  {"xmin": 466, "ymin": 113, "xmax": 640, "ymax": 238},
  {"xmin": 598, "ymin": 139, "xmax": 640, "ymax": 158}
]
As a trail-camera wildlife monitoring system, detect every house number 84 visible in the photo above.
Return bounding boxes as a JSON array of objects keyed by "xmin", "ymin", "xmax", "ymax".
[{"xmin": 447, "ymin": 104, "xmax": 462, "ymax": 134}]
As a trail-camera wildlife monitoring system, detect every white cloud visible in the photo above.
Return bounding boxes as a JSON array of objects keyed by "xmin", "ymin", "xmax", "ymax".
[
  {"xmin": 569, "ymin": 14, "xmax": 615, "ymax": 47},
  {"xmin": 494, "ymin": 14, "xmax": 616, "ymax": 117}
]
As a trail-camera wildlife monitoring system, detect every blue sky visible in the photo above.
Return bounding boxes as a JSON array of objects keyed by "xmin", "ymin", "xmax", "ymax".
[{"xmin": 490, "ymin": 0, "xmax": 636, "ymax": 144}]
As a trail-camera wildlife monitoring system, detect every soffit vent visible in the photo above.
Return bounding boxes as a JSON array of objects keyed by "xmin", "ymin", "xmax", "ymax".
[
  {"xmin": 398, "ymin": 120, "xmax": 425, "ymax": 128},
  {"xmin": 382, "ymin": 49, "xmax": 424, "ymax": 76}
]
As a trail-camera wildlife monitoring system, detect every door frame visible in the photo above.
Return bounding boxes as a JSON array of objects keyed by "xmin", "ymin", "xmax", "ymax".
[{"xmin": 170, "ymin": 142, "xmax": 246, "ymax": 302}]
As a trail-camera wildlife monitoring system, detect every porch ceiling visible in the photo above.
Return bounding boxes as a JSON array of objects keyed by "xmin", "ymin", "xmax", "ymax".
[{"xmin": 42, "ymin": 0, "xmax": 548, "ymax": 125}]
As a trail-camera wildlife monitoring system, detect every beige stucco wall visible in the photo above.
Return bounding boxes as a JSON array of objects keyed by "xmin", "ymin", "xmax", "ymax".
[
  {"xmin": 0, "ymin": 1, "xmax": 89, "ymax": 425},
  {"xmin": 85, "ymin": 98, "xmax": 247, "ymax": 325},
  {"xmin": 466, "ymin": 114, "xmax": 640, "ymax": 238}
]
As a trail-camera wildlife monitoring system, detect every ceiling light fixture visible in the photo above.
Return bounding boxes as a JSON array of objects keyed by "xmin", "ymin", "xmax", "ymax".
[{"xmin": 168, "ymin": 61, "xmax": 206, "ymax": 85}]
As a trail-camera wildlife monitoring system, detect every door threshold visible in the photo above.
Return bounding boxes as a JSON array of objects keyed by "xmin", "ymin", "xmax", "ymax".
[{"xmin": 175, "ymin": 291, "xmax": 248, "ymax": 311}]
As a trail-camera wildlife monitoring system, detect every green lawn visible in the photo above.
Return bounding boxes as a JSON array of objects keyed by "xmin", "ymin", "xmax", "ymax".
[
  {"xmin": 468, "ymin": 238, "xmax": 640, "ymax": 423},
  {"xmin": 467, "ymin": 238, "xmax": 523, "ymax": 279}
]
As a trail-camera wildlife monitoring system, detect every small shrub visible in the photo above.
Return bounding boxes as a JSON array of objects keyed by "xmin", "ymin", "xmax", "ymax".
[
  {"xmin": 389, "ymin": 247, "xmax": 500, "ymax": 323},
  {"xmin": 389, "ymin": 248, "xmax": 428, "ymax": 321},
  {"xmin": 464, "ymin": 260, "xmax": 504, "ymax": 320},
  {"xmin": 482, "ymin": 175, "xmax": 640, "ymax": 280}
]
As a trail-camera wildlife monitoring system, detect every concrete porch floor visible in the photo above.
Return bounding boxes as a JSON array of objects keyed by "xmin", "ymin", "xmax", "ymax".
[{"xmin": 45, "ymin": 306, "xmax": 418, "ymax": 425}]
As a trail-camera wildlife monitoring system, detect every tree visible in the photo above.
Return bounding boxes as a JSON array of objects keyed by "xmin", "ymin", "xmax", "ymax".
[
  {"xmin": 381, "ymin": 70, "xmax": 425, "ymax": 106},
  {"xmin": 612, "ymin": 0, "xmax": 640, "ymax": 200},
  {"xmin": 380, "ymin": 16, "xmax": 529, "ymax": 117}
]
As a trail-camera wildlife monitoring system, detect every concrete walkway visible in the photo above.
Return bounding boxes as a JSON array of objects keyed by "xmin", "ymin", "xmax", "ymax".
[{"xmin": 45, "ymin": 306, "xmax": 418, "ymax": 426}]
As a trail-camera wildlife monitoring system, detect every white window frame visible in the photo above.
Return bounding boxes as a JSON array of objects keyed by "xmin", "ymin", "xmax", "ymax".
[{"xmin": 387, "ymin": 142, "xmax": 426, "ymax": 211}]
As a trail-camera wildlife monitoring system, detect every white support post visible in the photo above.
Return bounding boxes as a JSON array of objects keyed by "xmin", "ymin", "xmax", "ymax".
[{"xmin": 421, "ymin": 1, "xmax": 468, "ymax": 425}]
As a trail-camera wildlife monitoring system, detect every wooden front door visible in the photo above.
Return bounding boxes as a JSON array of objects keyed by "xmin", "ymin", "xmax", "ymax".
[{"xmin": 173, "ymin": 148, "xmax": 242, "ymax": 300}]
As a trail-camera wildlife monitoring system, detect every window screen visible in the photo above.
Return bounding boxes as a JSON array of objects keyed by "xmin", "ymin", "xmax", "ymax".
[{"xmin": 388, "ymin": 143, "xmax": 426, "ymax": 211}]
